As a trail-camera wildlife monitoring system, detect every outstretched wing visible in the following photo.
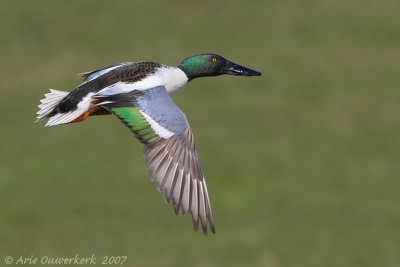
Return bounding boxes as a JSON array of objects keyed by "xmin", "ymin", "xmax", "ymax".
[{"xmin": 96, "ymin": 86, "xmax": 215, "ymax": 234}]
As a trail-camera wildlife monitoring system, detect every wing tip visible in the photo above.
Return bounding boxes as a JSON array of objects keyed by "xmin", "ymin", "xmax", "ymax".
[
  {"xmin": 143, "ymin": 126, "xmax": 217, "ymax": 235},
  {"xmin": 193, "ymin": 213, "xmax": 216, "ymax": 235}
]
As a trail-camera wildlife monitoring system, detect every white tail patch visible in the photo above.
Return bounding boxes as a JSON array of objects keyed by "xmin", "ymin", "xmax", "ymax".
[
  {"xmin": 36, "ymin": 89, "xmax": 69, "ymax": 121},
  {"xmin": 45, "ymin": 109, "xmax": 84, "ymax": 126},
  {"xmin": 37, "ymin": 89, "xmax": 95, "ymax": 127}
]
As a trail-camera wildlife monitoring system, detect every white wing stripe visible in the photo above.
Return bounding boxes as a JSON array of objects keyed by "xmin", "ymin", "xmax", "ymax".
[{"xmin": 140, "ymin": 110, "xmax": 174, "ymax": 139}]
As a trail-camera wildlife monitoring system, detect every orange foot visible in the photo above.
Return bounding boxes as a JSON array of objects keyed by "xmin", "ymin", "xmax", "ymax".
[{"xmin": 70, "ymin": 112, "xmax": 90, "ymax": 123}]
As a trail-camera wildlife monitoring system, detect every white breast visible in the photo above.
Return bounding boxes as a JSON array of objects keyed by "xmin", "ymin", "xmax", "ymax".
[{"xmin": 158, "ymin": 66, "xmax": 188, "ymax": 94}]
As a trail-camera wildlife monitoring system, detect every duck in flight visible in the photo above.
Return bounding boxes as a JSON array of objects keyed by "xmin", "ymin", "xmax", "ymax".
[{"xmin": 36, "ymin": 53, "xmax": 261, "ymax": 235}]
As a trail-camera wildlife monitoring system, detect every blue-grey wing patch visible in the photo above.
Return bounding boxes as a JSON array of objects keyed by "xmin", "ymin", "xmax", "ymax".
[
  {"xmin": 97, "ymin": 86, "xmax": 189, "ymax": 134},
  {"xmin": 135, "ymin": 86, "xmax": 189, "ymax": 134}
]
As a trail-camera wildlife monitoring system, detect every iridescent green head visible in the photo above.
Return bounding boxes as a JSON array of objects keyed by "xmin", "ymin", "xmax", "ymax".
[{"xmin": 178, "ymin": 53, "xmax": 261, "ymax": 81}]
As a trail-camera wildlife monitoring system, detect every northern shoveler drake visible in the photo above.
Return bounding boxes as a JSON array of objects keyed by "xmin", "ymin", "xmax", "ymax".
[{"xmin": 36, "ymin": 53, "xmax": 261, "ymax": 235}]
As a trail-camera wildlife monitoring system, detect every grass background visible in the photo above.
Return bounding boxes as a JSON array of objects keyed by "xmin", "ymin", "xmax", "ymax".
[{"xmin": 1, "ymin": 0, "xmax": 399, "ymax": 266}]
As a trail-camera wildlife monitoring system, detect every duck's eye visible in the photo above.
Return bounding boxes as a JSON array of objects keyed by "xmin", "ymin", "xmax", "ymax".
[{"xmin": 211, "ymin": 57, "xmax": 217, "ymax": 63}]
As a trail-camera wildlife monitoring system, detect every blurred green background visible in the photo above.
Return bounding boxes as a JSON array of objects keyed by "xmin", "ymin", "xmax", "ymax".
[{"xmin": 1, "ymin": 0, "xmax": 399, "ymax": 266}]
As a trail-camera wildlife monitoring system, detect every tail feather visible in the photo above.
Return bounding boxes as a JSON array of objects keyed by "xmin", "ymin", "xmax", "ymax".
[
  {"xmin": 45, "ymin": 109, "xmax": 84, "ymax": 126},
  {"xmin": 37, "ymin": 89, "xmax": 86, "ymax": 126},
  {"xmin": 37, "ymin": 89, "xmax": 98, "ymax": 126},
  {"xmin": 36, "ymin": 89, "xmax": 68, "ymax": 122}
]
